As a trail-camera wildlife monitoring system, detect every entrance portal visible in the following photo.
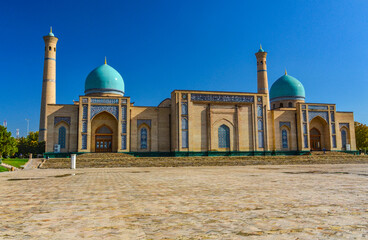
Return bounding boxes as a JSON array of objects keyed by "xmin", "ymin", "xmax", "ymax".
[
  {"xmin": 95, "ymin": 125, "xmax": 113, "ymax": 152},
  {"xmin": 310, "ymin": 128, "xmax": 321, "ymax": 151}
]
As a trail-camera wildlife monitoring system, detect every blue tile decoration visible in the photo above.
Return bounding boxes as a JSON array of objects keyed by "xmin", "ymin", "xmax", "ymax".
[
  {"xmin": 82, "ymin": 134, "xmax": 87, "ymax": 149},
  {"xmin": 339, "ymin": 123, "xmax": 350, "ymax": 129},
  {"xmin": 304, "ymin": 135, "xmax": 308, "ymax": 148},
  {"xmin": 279, "ymin": 122, "xmax": 291, "ymax": 129},
  {"xmin": 258, "ymin": 132, "xmax": 264, "ymax": 148},
  {"xmin": 54, "ymin": 117, "xmax": 71, "ymax": 126},
  {"xmin": 182, "ymin": 103, "xmax": 188, "ymax": 115},
  {"xmin": 302, "ymin": 105, "xmax": 306, "ymax": 109},
  {"xmin": 82, "ymin": 121, "xmax": 87, "ymax": 133},
  {"xmin": 308, "ymin": 111, "xmax": 329, "ymax": 123},
  {"xmin": 121, "ymin": 105, "xmax": 127, "ymax": 120},
  {"xmin": 91, "ymin": 105, "xmax": 118, "ymax": 119},
  {"xmin": 191, "ymin": 94, "xmax": 254, "ymax": 103},
  {"xmin": 257, "ymin": 104, "xmax": 263, "ymax": 117},
  {"xmin": 122, "ymin": 122, "xmax": 126, "ymax": 134},
  {"xmin": 82, "ymin": 98, "xmax": 88, "ymax": 103},
  {"xmin": 91, "ymin": 98, "xmax": 119, "ymax": 104},
  {"xmin": 303, "ymin": 124, "xmax": 307, "ymax": 134},
  {"xmin": 257, "ymin": 97, "xmax": 262, "ymax": 103},
  {"xmin": 182, "ymin": 117, "xmax": 188, "ymax": 130},
  {"xmin": 182, "ymin": 130, "xmax": 189, "ymax": 148},
  {"xmin": 140, "ymin": 128, "xmax": 148, "ymax": 149},
  {"xmin": 282, "ymin": 129, "xmax": 288, "ymax": 149},
  {"xmin": 302, "ymin": 111, "xmax": 307, "ymax": 122},
  {"xmin": 82, "ymin": 105, "xmax": 88, "ymax": 119},
  {"xmin": 308, "ymin": 105, "xmax": 328, "ymax": 110},
  {"xmin": 58, "ymin": 126, "xmax": 66, "ymax": 149},
  {"xmin": 137, "ymin": 119, "xmax": 151, "ymax": 128},
  {"xmin": 121, "ymin": 135, "xmax": 126, "ymax": 150},
  {"xmin": 332, "ymin": 135, "xmax": 337, "ymax": 148},
  {"xmin": 258, "ymin": 119, "xmax": 263, "ymax": 130},
  {"xmin": 330, "ymin": 106, "xmax": 335, "ymax": 110},
  {"xmin": 330, "ymin": 112, "xmax": 335, "ymax": 122},
  {"xmin": 331, "ymin": 123, "xmax": 336, "ymax": 134}
]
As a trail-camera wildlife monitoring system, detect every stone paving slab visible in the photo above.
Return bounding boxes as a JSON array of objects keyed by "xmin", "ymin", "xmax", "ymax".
[{"xmin": 0, "ymin": 164, "xmax": 367, "ymax": 239}]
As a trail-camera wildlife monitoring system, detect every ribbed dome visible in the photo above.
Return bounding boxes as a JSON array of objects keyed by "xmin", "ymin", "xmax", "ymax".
[
  {"xmin": 84, "ymin": 64, "xmax": 125, "ymax": 96},
  {"xmin": 270, "ymin": 74, "xmax": 305, "ymax": 101}
]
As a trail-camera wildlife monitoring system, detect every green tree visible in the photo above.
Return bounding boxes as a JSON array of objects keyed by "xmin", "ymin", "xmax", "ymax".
[
  {"xmin": 17, "ymin": 131, "xmax": 45, "ymax": 157},
  {"xmin": 355, "ymin": 121, "xmax": 368, "ymax": 150},
  {"xmin": 0, "ymin": 126, "xmax": 18, "ymax": 158}
]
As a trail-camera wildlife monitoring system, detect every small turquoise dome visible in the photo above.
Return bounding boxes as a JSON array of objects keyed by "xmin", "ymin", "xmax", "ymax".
[
  {"xmin": 258, "ymin": 47, "xmax": 265, "ymax": 53},
  {"xmin": 48, "ymin": 32, "xmax": 54, "ymax": 37},
  {"xmin": 270, "ymin": 73, "xmax": 305, "ymax": 101},
  {"xmin": 85, "ymin": 64, "xmax": 125, "ymax": 96}
]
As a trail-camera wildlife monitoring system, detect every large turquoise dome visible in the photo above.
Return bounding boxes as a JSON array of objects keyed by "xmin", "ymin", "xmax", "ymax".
[
  {"xmin": 84, "ymin": 63, "xmax": 125, "ymax": 96},
  {"xmin": 269, "ymin": 73, "xmax": 305, "ymax": 101}
]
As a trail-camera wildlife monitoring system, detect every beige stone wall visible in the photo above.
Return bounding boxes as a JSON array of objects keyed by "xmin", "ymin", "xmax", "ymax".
[
  {"xmin": 46, "ymin": 104, "xmax": 78, "ymax": 153},
  {"xmin": 271, "ymin": 109, "xmax": 298, "ymax": 151},
  {"xmin": 336, "ymin": 112, "xmax": 356, "ymax": 150}
]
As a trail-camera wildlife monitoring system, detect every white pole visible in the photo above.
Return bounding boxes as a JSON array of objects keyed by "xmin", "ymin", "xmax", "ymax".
[{"xmin": 71, "ymin": 154, "xmax": 76, "ymax": 169}]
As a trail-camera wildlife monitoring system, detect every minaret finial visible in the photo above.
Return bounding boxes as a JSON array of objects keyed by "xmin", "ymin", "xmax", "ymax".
[
  {"xmin": 260, "ymin": 44, "xmax": 262, "ymax": 49},
  {"xmin": 285, "ymin": 68, "xmax": 287, "ymax": 75},
  {"xmin": 105, "ymin": 56, "xmax": 107, "ymax": 64},
  {"xmin": 50, "ymin": 26, "xmax": 52, "ymax": 33}
]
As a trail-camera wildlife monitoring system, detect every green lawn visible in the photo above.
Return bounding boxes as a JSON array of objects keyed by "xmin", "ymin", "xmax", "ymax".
[{"xmin": 0, "ymin": 158, "xmax": 29, "ymax": 172}]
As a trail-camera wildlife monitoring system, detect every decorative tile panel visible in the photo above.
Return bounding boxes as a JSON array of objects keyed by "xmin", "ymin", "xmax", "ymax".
[
  {"xmin": 82, "ymin": 105, "xmax": 88, "ymax": 119},
  {"xmin": 332, "ymin": 135, "xmax": 337, "ymax": 148},
  {"xmin": 308, "ymin": 105, "xmax": 328, "ymax": 110},
  {"xmin": 304, "ymin": 135, "xmax": 308, "ymax": 148},
  {"xmin": 91, "ymin": 98, "xmax": 119, "ymax": 104},
  {"xmin": 121, "ymin": 99, "xmax": 127, "ymax": 104},
  {"xmin": 257, "ymin": 97, "xmax": 262, "ymax": 103},
  {"xmin": 308, "ymin": 111, "xmax": 329, "ymax": 123},
  {"xmin": 339, "ymin": 123, "xmax": 350, "ymax": 129},
  {"xmin": 302, "ymin": 105, "xmax": 306, "ymax": 109},
  {"xmin": 258, "ymin": 132, "xmax": 264, "ymax": 148},
  {"xmin": 330, "ymin": 112, "xmax": 335, "ymax": 122},
  {"xmin": 121, "ymin": 135, "xmax": 126, "ymax": 150},
  {"xmin": 137, "ymin": 119, "xmax": 151, "ymax": 128},
  {"xmin": 257, "ymin": 105, "xmax": 263, "ymax": 117},
  {"xmin": 82, "ymin": 121, "xmax": 87, "ymax": 133},
  {"xmin": 331, "ymin": 123, "xmax": 336, "ymax": 134},
  {"xmin": 182, "ymin": 103, "xmax": 188, "ymax": 115},
  {"xmin": 82, "ymin": 98, "xmax": 88, "ymax": 103},
  {"xmin": 279, "ymin": 122, "xmax": 291, "ymax": 129},
  {"xmin": 302, "ymin": 111, "xmax": 307, "ymax": 122},
  {"xmin": 54, "ymin": 117, "xmax": 71, "ymax": 126},
  {"xmin": 82, "ymin": 134, "xmax": 87, "ymax": 149},
  {"xmin": 121, "ymin": 105, "xmax": 127, "ymax": 120},
  {"xmin": 122, "ymin": 122, "xmax": 126, "ymax": 134},
  {"xmin": 90, "ymin": 105, "xmax": 118, "ymax": 119},
  {"xmin": 182, "ymin": 131, "xmax": 188, "ymax": 148},
  {"xmin": 330, "ymin": 106, "xmax": 335, "ymax": 110},
  {"xmin": 191, "ymin": 94, "xmax": 254, "ymax": 103}
]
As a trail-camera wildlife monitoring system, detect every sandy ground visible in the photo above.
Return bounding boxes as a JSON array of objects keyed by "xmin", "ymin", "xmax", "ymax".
[{"xmin": 0, "ymin": 164, "xmax": 367, "ymax": 239}]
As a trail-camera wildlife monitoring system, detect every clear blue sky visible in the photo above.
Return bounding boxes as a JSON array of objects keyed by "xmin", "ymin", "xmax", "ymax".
[{"xmin": 1, "ymin": 0, "xmax": 368, "ymax": 137}]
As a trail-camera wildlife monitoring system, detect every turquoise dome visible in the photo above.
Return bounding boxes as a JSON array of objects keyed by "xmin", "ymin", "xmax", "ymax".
[
  {"xmin": 270, "ymin": 73, "xmax": 305, "ymax": 101},
  {"xmin": 84, "ymin": 64, "xmax": 125, "ymax": 96}
]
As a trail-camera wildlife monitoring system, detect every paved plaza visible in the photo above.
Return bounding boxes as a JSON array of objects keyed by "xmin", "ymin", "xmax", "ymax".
[{"xmin": 1, "ymin": 164, "xmax": 367, "ymax": 239}]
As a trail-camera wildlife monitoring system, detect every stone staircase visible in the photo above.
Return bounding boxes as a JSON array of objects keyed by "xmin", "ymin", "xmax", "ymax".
[{"xmin": 40, "ymin": 152, "xmax": 368, "ymax": 169}]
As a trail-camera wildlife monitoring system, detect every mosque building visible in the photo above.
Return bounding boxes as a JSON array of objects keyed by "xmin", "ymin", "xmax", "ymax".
[{"xmin": 39, "ymin": 29, "xmax": 356, "ymax": 156}]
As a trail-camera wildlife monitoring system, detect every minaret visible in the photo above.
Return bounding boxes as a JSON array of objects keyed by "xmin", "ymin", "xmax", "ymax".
[
  {"xmin": 39, "ymin": 27, "xmax": 58, "ymax": 142},
  {"xmin": 255, "ymin": 45, "xmax": 269, "ymax": 107}
]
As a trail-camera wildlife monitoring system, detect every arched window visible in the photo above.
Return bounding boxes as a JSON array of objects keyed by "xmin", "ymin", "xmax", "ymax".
[
  {"xmin": 140, "ymin": 128, "xmax": 148, "ymax": 149},
  {"xmin": 282, "ymin": 129, "xmax": 288, "ymax": 149},
  {"xmin": 58, "ymin": 127, "xmax": 66, "ymax": 149},
  {"xmin": 280, "ymin": 103, "xmax": 284, "ymax": 108},
  {"xmin": 218, "ymin": 124, "xmax": 230, "ymax": 148},
  {"xmin": 49, "ymin": 46, "xmax": 51, "ymax": 51},
  {"xmin": 288, "ymin": 102, "xmax": 293, "ymax": 108},
  {"xmin": 341, "ymin": 129, "xmax": 347, "ymax": 149}
]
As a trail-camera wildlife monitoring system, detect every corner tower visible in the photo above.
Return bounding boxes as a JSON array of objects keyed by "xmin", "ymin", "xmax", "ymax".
[
  {"xmin": 39, "ymin": 27, "xmax": 58, "ymax": 141},
  {"xmin": 255, "ymin": 45, "xmax": 269, "ymax": 107}
]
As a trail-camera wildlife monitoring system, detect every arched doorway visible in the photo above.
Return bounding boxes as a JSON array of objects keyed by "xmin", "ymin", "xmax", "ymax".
[
  {"xmin": 95, "ymin": 125, "xmax": 113, "ymax": 152},
  {"xmin": 310, "ymin": 128, "xmax": 321, "ymax": 151}
]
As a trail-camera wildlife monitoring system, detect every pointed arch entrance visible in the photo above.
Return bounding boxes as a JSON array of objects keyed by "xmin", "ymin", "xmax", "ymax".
[
  {"xmin": 310, "ymin": 128, "xmax": 321, "ymax": 151},
  {"xmin": 95, "ymin": 125, "xmax": 113, "ymax": 152}
]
